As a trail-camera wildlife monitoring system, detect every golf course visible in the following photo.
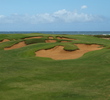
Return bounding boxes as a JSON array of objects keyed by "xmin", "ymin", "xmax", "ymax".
[{"xmin": 0, "ymin": 33, "xmax": 110, "ymax": 100}]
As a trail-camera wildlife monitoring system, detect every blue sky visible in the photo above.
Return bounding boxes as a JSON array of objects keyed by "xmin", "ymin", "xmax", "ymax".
[{"xmin": 0, "ymin": 0, "xmax": 110, "ymax": 31}]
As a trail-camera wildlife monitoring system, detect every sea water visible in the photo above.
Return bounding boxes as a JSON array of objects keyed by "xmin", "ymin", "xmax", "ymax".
[{"xmin": 0, "ymin": 31, "xmax": 110, "ymax": 35}]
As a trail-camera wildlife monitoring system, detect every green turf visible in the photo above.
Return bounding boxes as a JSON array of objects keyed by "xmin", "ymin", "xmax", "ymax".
[
  {"xmin": 0, "ymin": 33, "xmax": 110, "ymax": 100},
  {"xmin": 24, "ymin": 38, "xmax": 46, "ymax": 45}
]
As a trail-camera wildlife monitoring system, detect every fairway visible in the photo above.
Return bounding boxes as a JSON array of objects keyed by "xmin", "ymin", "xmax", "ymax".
[{"xmin": 0, "ymin": 33, "xmax": 110, "ymax": 100}]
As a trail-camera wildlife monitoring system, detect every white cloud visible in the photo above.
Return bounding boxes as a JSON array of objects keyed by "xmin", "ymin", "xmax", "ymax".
[
  {"xmin": 0, "ymin": 15, "xmax": 5, "ymax": 18},
  {"xmin": 81, "ymin": 5, "xmax": 88, "ymax": 9},
  {"xmin": 53, "ymin": 9, "xmax": 103, "ymax": 22},
  {"xmin": 0, "ymin": 9, "xmax": 104, "ymax": 24}
]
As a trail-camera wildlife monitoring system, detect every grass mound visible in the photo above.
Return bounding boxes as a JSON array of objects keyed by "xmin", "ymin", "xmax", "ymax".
[
  {"xmin": 24, "ymin": 38, "xmax": 46, "ymax": 45},
  {"xmin": 63, "ymin": 43, "xmax": 79, "ymax": 51}
]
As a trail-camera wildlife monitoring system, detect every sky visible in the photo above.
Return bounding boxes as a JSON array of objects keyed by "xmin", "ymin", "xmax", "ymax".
[{"xmin": 0, "ymin": 0, "xmax": 110, "ymax": 31}]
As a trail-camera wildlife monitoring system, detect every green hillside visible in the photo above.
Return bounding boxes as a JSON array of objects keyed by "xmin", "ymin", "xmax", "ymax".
[{"xmin": 0, "ymin": 33, "xmax": 110, "ymax": 100}]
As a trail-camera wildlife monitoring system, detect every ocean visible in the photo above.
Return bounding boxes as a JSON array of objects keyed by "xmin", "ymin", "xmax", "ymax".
[{"xmin": 0, "ymin": 31, "xmax": 110, "ymax": 35}]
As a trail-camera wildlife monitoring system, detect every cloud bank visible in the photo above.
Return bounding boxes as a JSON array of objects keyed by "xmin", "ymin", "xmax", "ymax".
[{"xmin": 0, "ymin": 9, "xmax": 104, "ymax": 24}]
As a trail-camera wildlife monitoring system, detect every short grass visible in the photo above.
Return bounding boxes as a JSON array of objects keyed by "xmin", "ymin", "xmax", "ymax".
[{"xmin": 0, "ymin": 33, "xmax": 110, "ymax": 100}]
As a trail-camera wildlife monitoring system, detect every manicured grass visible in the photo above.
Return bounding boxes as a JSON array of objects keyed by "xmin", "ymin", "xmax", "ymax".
[{"xmin": 0, "ymin": 33, "xmax": 110, "ymax": 100}]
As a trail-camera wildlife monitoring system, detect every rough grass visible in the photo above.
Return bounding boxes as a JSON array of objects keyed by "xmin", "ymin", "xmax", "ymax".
[
  {"xmin": 24, "ymin": 38, "xmax": 46, "ymax": 45},
  {"xmin": 93, "ymin": 35, "xmax": 110, "ymax": 38},
  {"xmin": 0, "ymin": 40, "xmax": 23, "ymax": 50},
  {"xmin": 0, "ymin": 33, "xmax": 110, "ymax": 100}
]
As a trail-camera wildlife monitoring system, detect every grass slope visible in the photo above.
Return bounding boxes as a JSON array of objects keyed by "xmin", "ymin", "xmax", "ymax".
[{"xmin": 0, "ymin": 33, "xmax": 110, "ymax": 100}]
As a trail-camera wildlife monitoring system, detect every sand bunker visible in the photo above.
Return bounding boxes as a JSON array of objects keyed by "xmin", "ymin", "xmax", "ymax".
[
  {"xmin": 48, "ymin": 37, "xmax": 54, "ymax": 39},
  {"xmin": 0, "ymin": 39, "xmax": 10, "ymax": 43},
  {"xmin": 57, "ymin": 37, "xmax": 76, "ymax": 40},
  {"xmin": 61, "ymin": 41, "xmax": 70, "ymax": 42},
  {"xmin": 45, "ymin": 40, "xmax": 57, "ymax": 43},
  {"xmin": 4, "ymin": 41, "xmax": 26, "ymax": 50},
  {"xmin": 102, "ymin": 38, "xmax": 110, "ymax": 40},
  {"xmin": 35, "ymin": 44, "xmax": 103, "ymax": 60},
  {"xmin": 24, "ymin": 36, "xmax": 43, "ymax": 39}
]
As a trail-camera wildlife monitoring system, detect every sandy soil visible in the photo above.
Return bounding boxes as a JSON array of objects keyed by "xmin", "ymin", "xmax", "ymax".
[
  {"xmin": 61, "ymin": 41, "xmax": 70, "ymax": 42},
  {"xmin": 4, "ymin": 41, "xmax": 26, "ymax": 50},
  {"xmin": 57, "ymin": 37, "xmax": 76, "ymax": 40},
  {"xmin": 45, "ymin": 40, "xmax": 57, "ymax": 43},
  {"xmin": 24, "ymin": 36, "xmax": 43, "ymax": 39},
  {"xmin": 35, "ymin": 44, "xmax": 103, "ymax": 60},
  {"xmin": 48, "ymin": 37, "xmax": 54, "ymax": 39},
  {"xmin": 101, "ymin": 38, "xmax": 110, "ymax": 40},
  {"xmin": 0, "ymin": 39, "xmax": 10, "ymax": 43}
]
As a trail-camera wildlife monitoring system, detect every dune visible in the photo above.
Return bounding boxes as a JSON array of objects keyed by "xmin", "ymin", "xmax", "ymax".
[
  {"xmin": 4, "ymin": 41, "xmax": 26, "ymax": 50},
  {"xmin": 35, "ymin": 44, "xmax": 103, "ymax": 60}
]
